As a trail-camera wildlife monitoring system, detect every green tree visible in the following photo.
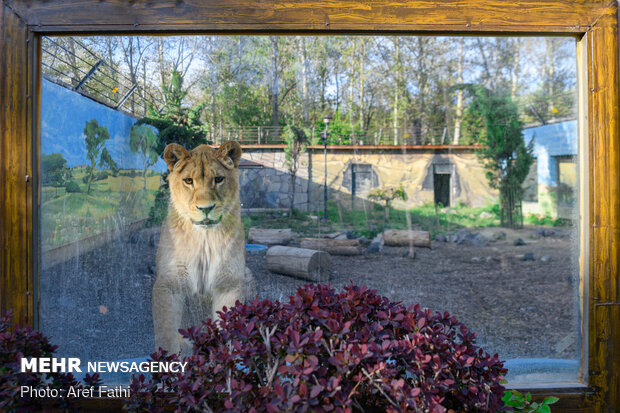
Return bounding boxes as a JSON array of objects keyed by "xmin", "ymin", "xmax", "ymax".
[
  {"xmin": 459, "ymin": 85, "xmax": 534, "ymax": 228},
  {"xmin": 83, "ymin": 119, "xmax": 117, "ymax": 194},
  {"xmin": 368, "ymin": 184, "xmax": 407, "ymax": 221},
  {"xmin": 140, "ymin": 69, "xmax": 207, "ymax": 153},
  {"xmin": 283, "ymin": 125, "xmax": 311, "ymax": 214},
  {"xmin": 130, "ymin": 124, "xmax": 159, "ymax": 189},
  {"xmin": 40, "ymin": 153, "xmax": 71, "ymax": 187}
]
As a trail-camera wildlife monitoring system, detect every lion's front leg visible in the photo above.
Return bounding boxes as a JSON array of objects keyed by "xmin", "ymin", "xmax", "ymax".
[
  {"xmin": 152, "ymin": 283, "xmax": 189, "ymax": 354},
  {"xmin": 211, "ymin": 287, "xmax": 242, "ymax": 321}
]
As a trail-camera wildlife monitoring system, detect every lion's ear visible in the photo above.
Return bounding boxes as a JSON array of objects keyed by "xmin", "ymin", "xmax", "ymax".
[
  {"xmin": 216, "ymin": 141, "xmax": 242, "ymax": 169},
  {"xmin": 163, "ymin": 143, "xmax": 190, "ymax": 171}
]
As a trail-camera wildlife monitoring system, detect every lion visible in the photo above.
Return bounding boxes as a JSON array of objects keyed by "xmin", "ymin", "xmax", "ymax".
[{"xmin": 152, "ymin": 141, "xmax": 255, "ymax": 354}]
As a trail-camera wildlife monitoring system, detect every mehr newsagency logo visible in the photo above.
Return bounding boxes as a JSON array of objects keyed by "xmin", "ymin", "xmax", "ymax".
[{"xmin": 19, "ymin": 357, "xmax": 187, "ymax": 398}]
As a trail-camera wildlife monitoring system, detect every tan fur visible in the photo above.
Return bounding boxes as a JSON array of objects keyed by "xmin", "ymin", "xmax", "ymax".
[{"xmin": 153, "ymin": 141, "xmax": 255, "ymax": 354}]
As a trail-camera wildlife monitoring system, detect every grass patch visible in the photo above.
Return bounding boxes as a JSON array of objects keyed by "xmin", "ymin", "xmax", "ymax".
[
  {"xmin": 242, "ymin": 202, "xmax": 502, "ymax": 240},
  {"xmin": 40, "ymin": 170, "xmax": 160, "ymax": 247}
]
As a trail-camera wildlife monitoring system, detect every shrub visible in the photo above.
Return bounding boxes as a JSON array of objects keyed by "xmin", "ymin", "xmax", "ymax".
[
  {"xmin": 127, "ymin": 284, "xmax": 507, "ymax": 412},
  {"xmin": 0, "ymin": 311, "xmax": 102, "ymax": 412},
  {"xmin": 65, "ymin": 180, "xmax": 81, "ymax": 193}
]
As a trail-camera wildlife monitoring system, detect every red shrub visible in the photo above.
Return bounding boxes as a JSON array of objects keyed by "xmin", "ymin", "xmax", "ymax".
[
  {"xmin": 0, "ymin": 311, "xmax": 102, "ymax": 412},
  {"xmin": 128, "ymin": 284, "xmax": 506, "ymax": 412}
]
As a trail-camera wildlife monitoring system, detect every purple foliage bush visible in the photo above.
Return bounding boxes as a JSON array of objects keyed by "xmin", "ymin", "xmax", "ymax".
[
  {"xmin": 127, "ymin": 284, "xmax": 507, "ymax": 413},
  {"xmin": 0, "ymin": 311, "xmax": 102, "ymax": 412}
]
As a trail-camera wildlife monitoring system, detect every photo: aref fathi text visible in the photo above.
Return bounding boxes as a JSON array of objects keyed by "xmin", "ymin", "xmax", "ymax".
[{"xmin": 21, "ymin": 385, "xmax": 130, "ymax": 398}]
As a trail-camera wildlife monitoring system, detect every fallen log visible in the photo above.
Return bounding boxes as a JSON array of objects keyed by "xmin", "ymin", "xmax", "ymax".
[
  {"xmin": 383, "ymin": 230, "xmax": 431, "ymax": 248},
  {"xmin": 266, "ymin": 246, "xmax": 331, "ymax": 282},
  {"xmin": 299, "ymin": 238, "xmax": 361, "ymax": 256},
  {"xmin": 248, "ymin": 228, "xmax": 293, "ymax": 246}
]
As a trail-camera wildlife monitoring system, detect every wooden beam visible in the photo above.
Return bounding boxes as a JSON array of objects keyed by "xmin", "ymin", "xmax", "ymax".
[
  {"xmin": 4, "ymin": 0, "xmax": 609, "ymax": 34},
  {"xmin": 585, "ymin": 9, "xmax": 620, "ymax": 410},
  {"xmin": 0, "ymin": 3, "xmax": 34, "ymax": 327}
]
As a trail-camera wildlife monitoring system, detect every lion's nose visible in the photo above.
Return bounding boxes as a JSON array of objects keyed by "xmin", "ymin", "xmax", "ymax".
[{"xmin": 197, "ymin": 204, "xmax": 216, "ymax": 213}]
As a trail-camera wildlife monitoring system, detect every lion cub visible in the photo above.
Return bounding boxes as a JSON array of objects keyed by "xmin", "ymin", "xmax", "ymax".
[{"xmin": 153, "ymin": 141, "xmax": 255, "ymax": 354}]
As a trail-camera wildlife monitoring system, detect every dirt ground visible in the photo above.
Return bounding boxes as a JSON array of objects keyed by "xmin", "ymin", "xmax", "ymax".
[
  {"xmin": 248, "ymin": 226, "xmax": 580, "ymax": 361},
  {"xmin": 40, "ymin": 225, "xmax": 579, "ymax": 368}
]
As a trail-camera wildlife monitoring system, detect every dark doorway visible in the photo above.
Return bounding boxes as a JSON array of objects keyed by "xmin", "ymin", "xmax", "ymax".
[{"xmin": 434, "ymin": 173, "xmax": 451, "ymax": 207}]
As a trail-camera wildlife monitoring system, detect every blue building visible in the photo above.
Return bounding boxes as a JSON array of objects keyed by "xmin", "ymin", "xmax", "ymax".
[{"xmin": 522, "ymin": 120, "xmax": 578, "ymax": 219}]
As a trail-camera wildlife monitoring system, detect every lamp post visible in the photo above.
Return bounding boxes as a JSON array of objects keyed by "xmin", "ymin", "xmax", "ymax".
[{"xmin": 322, "ymin": 115, "xmax": 332, "ymax": 221}]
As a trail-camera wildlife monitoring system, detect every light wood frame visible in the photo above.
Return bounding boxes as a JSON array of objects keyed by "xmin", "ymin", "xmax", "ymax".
[{"xmin": 1, "ymin": 1, "xmax": 618, "ymax": 411}]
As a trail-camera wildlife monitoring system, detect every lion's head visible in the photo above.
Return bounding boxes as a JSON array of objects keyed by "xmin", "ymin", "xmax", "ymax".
[{"xmin": 163, "ymin": 141, "xmax": 242, "ymax": 229}]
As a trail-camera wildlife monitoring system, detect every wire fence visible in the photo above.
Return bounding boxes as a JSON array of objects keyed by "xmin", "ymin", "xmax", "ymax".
[
  {"xmin": 211, "ymin": 125, "xmax": 466, "ymax": 146},
  {"xmin": 41, "ymin": 37, "xmax": 164, "ymax": 117}
]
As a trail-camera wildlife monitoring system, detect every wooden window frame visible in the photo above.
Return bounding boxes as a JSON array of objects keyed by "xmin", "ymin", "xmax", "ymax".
[{"xmin": 0, "ymin": 1, "xmax": 618, "ymax": 411}]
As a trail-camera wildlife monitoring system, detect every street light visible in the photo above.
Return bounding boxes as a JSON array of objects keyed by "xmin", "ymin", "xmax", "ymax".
[{"xmin": 322, "ymin": 115, "xmax": 332, "ymax": 221}]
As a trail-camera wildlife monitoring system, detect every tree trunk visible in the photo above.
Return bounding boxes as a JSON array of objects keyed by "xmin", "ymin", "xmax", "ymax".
[
  {"xmin": 454, "ymin": 37, "xmax": 464, "ymax": 145},
  {"xmin": 300, "ymin": 37, "xmax": 309, "ymax": 126},
  {"xmin": 383, "ymin": 230, "xmax": 432, "ymax": 248},
  {"xmin": 87, "ymin": 159, "xmax": 95, "ymax": 195},
  {"xmin": 289, "ymin": 173, "xmax": 296, "ymax": 215},
  {"xmin": 143, "ymin": 164, "xmax": 148, "ymax": 190},
  {"xmin": 545, "ymin": 38, "xmax": 555, "ymax": 118},
  {"xmin": 392, "ymin": 37, "xmax": 400, "ymax": 145},
  {"xmin": 248, "ymin": 228, "xmax": 293, "ymax": 246},
  {"xmin": 271, "ymin": 36, "xmax": 279, "ymax": 129},
  {"xmin": 299, "ymin": 238, "xmax": 361, "ymax": 256},
  {"xmin": 266, "ymin": 246, "xmax": 331, "ymax": 282},
  {"xmin": 511, "ymin": 39, "xmax": 520, "ymax": 100}
]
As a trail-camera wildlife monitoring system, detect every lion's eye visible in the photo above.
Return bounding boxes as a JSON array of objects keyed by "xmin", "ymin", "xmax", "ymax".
[
  {"xmin": 183, "ymin": 178, "xmax": 193, "ymax": 185},
  {"xmin": 214, "ymin": 176, "xmax": 225, "ymax": 184}
]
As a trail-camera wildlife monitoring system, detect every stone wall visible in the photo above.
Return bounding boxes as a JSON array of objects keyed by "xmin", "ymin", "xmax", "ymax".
[{"xmin": 239, "ymin": 147, "xmax": 497, "ymax": 211}]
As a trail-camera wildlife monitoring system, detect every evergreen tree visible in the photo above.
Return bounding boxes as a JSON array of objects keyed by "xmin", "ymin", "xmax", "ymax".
[
  {"xmin": 139, "ymin": 69, "xmax": 207, "ymax": 153},
  {"xmin": 458, "ymin": 85, "xmax": 534, "ymax": 228}
]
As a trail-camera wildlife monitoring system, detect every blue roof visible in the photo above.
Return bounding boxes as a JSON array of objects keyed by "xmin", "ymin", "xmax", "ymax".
[{"xmin": 523, "ymin": 120, "xmax": 577, "ymax": 157}]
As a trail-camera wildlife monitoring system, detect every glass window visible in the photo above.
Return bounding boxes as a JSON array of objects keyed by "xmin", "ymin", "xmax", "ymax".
[{"xmin": 39, "ymin": 35, "xmax": 580, "ymax": 385}]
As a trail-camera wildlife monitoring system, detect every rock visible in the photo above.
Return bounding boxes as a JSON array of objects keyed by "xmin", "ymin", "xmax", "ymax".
[
  {"xmin": 478, "ymin": 229, "xmax": 506, "ymax": 243},
  {"xmin": 514, "ymin": 238, "xmax": 526, "ymax": 246},
  {"xmin": 358, "ymin": 236, "xmax": 370, "ymax": 245},
  {"xmin": 471, "ymin": 256, "xmax": 482, "ymax": 262},
  {"xmin": 522, "ymin": 252, "xmax": 535, "ymax": 261},
  {"xmin": 149, "ymin": 265, "xmax": 157, "ymax": 275},
  {"xmin": 367, "ymin": 234, "xmax": 384, "ymax": 254},
  {"xmin": 435, "ymin": 233, "xmax": 447, "ymax": 242},
  {"xmin": 479, "ymin": 211, "xmax": 494, "ymax": 219},
  {"xmin": 402, "ymin": 249, "xmax": 417, "ymax": 259},
  {"xmin": 453, "ymin": 229, "xmax": 470, "ymax": 243},
  {"xmin": 533, "ymin": 227, "xmax": 565, "ymax": 238},
  {"xmin": 334, "ymin": 234, "xmax": 348, "ymax": 240},
  {"xmin": 485, "ymin": 256, "xmax": 494, "ymax": 263},
  {"xmin": 540, "ymin": 254, "xmax": 552, "ymax": 262},
  {"xmin": 454, "ymin": 229, "xmax": 487, "ymax": 246}
]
